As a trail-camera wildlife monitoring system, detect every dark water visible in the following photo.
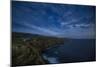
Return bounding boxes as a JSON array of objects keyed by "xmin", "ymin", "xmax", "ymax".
[{"xmin": 42, "ymin": 39, "xmax": 96, "ymax": 64}]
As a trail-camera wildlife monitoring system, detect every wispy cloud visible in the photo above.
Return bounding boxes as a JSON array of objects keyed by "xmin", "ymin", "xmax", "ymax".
[
  {"xmin": 23, "ymin": 22, "xmax": 60, "ymax": 36},
  {"xmin": 60, "ymin": 17, "xmax": 83, "ymax": 27},
  {"xmin": 12, "ymin": 1, "xmax": 95, "ymax": 39}
]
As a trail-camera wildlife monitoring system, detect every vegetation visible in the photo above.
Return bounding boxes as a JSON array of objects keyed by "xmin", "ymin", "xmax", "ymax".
[{"xmin": 12, "ymin": 32, "xmax": 64, "ymax": 66}]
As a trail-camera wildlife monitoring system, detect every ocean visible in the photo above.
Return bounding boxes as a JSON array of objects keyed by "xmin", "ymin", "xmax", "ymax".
[{"xmin": 42, "ymin": 39, "xmax": 96, "ymax": 64}]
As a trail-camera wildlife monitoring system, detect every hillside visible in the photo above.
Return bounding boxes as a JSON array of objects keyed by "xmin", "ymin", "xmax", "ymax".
[{"xmin": 12, "ymin": 32, "xmax": 64, "ymax": 66}]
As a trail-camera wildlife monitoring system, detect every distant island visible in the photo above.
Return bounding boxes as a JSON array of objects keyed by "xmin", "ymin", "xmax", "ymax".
[{"xmin": 12, "ymin": 32, "xmax": 64, "ymax": 66}]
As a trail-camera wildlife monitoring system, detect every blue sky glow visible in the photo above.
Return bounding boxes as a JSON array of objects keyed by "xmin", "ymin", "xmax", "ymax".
[{"xmin": 12, "ymin": 1, "xmax": 96, "ymax": 39}]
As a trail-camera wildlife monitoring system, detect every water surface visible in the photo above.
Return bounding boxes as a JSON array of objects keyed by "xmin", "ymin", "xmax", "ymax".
[{"xmin": 43, "ymin": 39, "xmax": 96, "ymax": 64}]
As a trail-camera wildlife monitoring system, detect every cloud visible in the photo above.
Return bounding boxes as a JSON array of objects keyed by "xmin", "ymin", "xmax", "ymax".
[
  {"xmin": 12, "ymin": 1, "xmax": 96, "ymax": 39},
  {"xmin": 13, "ymin": 21, "xmax": 60, "ymax": 36},
  {"xmin": 30, "ymin": 25, "xmax": 59, "ymax": 35},
  {"xmin": 75, "ymin": 23, "xmax": 95, "ymax": 28},
  {"xmin": 58, "ymin": 23, "xmax": 95, "ymax": 39},
  {"xmin": 58, "ymin": 26, "xmax": 95, "ymax": 39},
  {"xmin": 60, "ymin": 16, "xmax": 85, "ymax": 27},
  {"xmin": 60, "ymin": 22, "xmax": 69, "ymax": 26}
]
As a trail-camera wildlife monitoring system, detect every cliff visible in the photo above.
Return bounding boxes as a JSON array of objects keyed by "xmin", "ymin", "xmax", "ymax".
[{"xmin": 12, "ymin": 32, "xmax": 64, "ymax": 66}]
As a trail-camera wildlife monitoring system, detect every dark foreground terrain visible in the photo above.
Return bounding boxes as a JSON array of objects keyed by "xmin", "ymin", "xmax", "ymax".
[{"xmin": 12, "ymin": 32, "xmax": 64, "ymax": 66}]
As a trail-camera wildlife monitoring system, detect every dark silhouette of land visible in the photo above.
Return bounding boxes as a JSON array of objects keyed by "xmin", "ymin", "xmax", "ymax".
[{"xmin": 12, "ymin": 32, "xmax": 64, "ymax": 66}]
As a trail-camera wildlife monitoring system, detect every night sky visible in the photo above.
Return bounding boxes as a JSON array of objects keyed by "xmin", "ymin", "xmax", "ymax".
[{"xmin": 12, "ymin": 1, "xmax": 96, "ymax": 39}]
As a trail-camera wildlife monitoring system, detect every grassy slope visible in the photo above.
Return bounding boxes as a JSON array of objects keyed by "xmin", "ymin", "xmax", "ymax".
[{"xmin": 12, "ymin": 32, "xmax": 64, "ymax": 66}]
